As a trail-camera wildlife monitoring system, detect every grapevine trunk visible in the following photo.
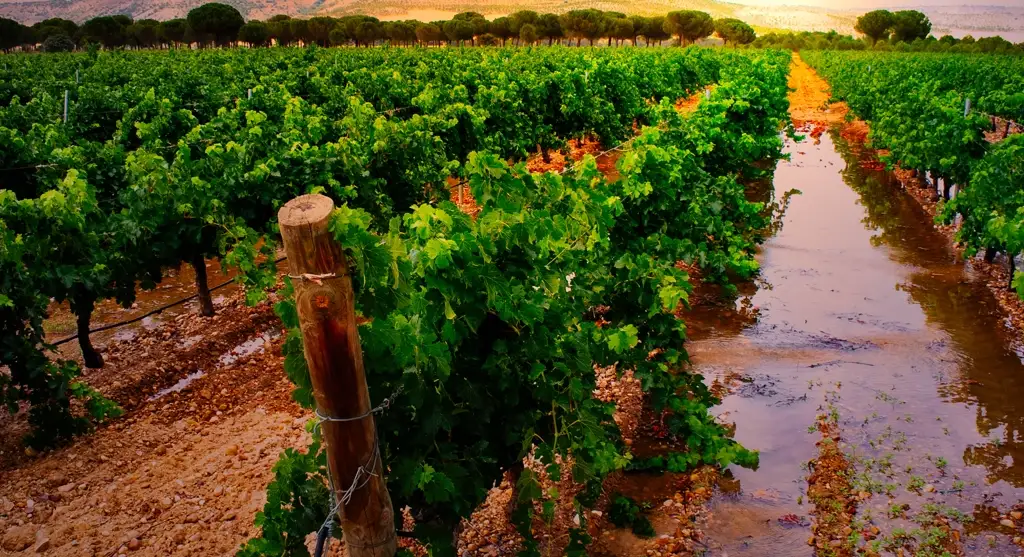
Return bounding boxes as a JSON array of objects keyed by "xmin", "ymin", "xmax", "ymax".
[
  {"xmin": 75, "ymin": 295, "xmax": 104, "ymax": 369},
  {"xmin": 192, "ymin": 255, "xmax": 216, "ymax": 317}
]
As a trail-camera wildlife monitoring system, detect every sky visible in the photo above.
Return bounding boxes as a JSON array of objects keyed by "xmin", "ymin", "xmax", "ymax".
[{"xmin": 725, "ymin": 0, "xmax": 1023, "ymax": 6}]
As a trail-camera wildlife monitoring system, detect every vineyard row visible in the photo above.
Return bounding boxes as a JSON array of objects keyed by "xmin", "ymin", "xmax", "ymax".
[{"xmin": 803, "ymin": 51, "xmax": 1024, "ymax": 295}]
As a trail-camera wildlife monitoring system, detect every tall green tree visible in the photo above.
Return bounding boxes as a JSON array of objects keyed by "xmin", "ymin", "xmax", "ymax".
[
  {"xmin": 609, "ymin": 18, "xmax": 634, "ymax": 46},
  {"xmin": 415, "ymin": 22, "xmax": 443, "ymax": 45},
  {"xmin": 0, "ymin": 18, "xmax": 25, "ymax": 51},
  {"xmin": 714, "ymin": 18, "xmax": 756, "ymax": 46},
  {"xmin": 519, "ymin": 23, "xmax": 538, "ymax": 45},
  {"xmin": 855, "ymin": 10, "xmax": 894, "ymax": 44},
  {"xmin": 509, "ymin": 10, "xmax": 538, "ymax": 39},
  {"xmin": 31, "ymin": 18, "xmax": 78, "ymax": 44},
  {"xmin": 267, "ymin": 15, "xmax": 294, "ymax": 46},
  {"xmin": 664, "ymin": 10, "xmax": 714, "ymax": 46},
  {"xmin": 644, "ymin": 16, "xmax": 671, "ymax": 46},
  {"xmin": 354, "ymin": 19, "xmax": 383, "ymax": 46},
  {"xmin": 560, "ymin": 9, "xmax": 605, "ymax": 46},
  {"xmin": 627, "ymin": 15, "xmax": 648, "ymax": 46},
  {"xmin": 489, "ymin": 17, "xmax": 514, "ymax": 46},
  {"xmin": 443, "ymin": 18, "xmax": 474, "ymax": 46},
  {"xmin": 602, "ymin": 11, "xmax": 625, "ymax": 46},
  {"xmin": 81, "ymin": 16, "xmax": 130, "ymax": 48},
  {"xmin": 186, "ymin": 2, "xmax": 245, "ymax": 46},
  {"xmin": 891, "ymin": 10, "xmax": 931, "ymax": 43},
  {"xmin": 288, "ymin": 18, "xmax": 310, "ymax": 45},
  {"xmin": 452, "ymin": 11, "xmax": 488, "ymax": 43},
  {"xmin": 128, "ymin": 19, "xmax": 160, "ymax": 48},
  {"xmin": 336, "ymin": 16, "xmax": 380, "ymax": 46},
  {"xmin": 307, "ymin": 16, "xmax": 336, "ymax": 46},
  {"xmin": 537, "ymin": 13, "xmax": 563, "ymax": 45},
  {"xmin": 386, "ymin": 21, "xmax": 417, "ymax": 46},
  {"xmin": 238, "ymin": 20, "xmax": 270, "ymax": 46},
  {"xmin": 157, "ymin": 19, "xmax": 188, "ymax": 46}
]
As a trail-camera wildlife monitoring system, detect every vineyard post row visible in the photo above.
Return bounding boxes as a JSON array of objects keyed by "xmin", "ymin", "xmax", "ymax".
[
  {"xmin": 801, "ymin": 50, "xmax": 1024, "ymax": 294},
  {"xmin": 278, "ymin": 194, "xmax": 397, "ymax": 556}
]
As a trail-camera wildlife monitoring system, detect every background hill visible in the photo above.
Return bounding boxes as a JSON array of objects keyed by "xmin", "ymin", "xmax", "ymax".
[{"xmin": 0, "ymin": 0, "xmax": 1021, "ymax": 42}]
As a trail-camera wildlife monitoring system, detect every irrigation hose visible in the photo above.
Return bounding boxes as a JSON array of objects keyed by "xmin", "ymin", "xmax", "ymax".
[{"xmin": 51, "ymin": 256, "xmax": 287, "ymax": 347}]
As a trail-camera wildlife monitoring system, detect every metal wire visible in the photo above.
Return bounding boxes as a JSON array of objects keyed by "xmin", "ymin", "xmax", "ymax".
[{"xmin": 312, "ymin": 386, "xmax": 402, "ymax": 557}]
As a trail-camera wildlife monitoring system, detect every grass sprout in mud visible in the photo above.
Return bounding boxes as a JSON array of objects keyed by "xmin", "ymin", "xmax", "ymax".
[
  {"xmin": 814, "ymin": 388, "xmax": 974, "ymax": 557},
  {"xmin": 806, "ymin": 387, "xmax": 858, "ymax": 556},
  {"xmin": 803, "ymin": 385, "xmax": 983, "ymax": 557}
]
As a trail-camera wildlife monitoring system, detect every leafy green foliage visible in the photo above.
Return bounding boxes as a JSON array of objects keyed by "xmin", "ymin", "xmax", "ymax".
[
  {"xmin": 241, "ymin": 48, "xmax": 787, "ymax": 555},
  {"xmin": 805, "ymin": 50, "xmax": 1024, "ymax": 298},
  {"xmin": 237, "ymin": 442, "xmax": 331, "ymax": 557},
  {"xmin": 608, "ymin": 495, "xmax": 655, "ymax": 537},
  {"xmin": 0, "ymin": 46, "xmax": 790, "ymax": 555},
  {"xmin": 0, "ymin": 45, "xmax": 719, "ymax": 447},
  {"xmin": 940, "ymin": 135, "xmax": 1024, "ymax": 293}
]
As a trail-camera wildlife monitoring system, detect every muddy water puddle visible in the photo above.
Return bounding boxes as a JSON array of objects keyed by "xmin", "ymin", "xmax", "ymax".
[{"xmin": 611, "ymin": 128, "xmax": 1024, "ymax": 555}]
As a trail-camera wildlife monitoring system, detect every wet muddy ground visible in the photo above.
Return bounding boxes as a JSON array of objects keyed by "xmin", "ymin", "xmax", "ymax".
[
  {"xmin": 44, "ymin": 260, "xmax": 240, "ymax": 361},
  {"xmin": 679, "ymin": 128, "xmax": 1024, "ymax": 555}
]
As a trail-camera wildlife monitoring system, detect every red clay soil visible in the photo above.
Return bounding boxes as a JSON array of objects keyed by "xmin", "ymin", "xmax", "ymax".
[
  {"xmin": 788, "ymin": 54, "xmax": 848, "ymax": 129},
  {"xmin": 0, "ymin": 290, "xmax": 310, "ymax": 556},
  {"xmin": 524, "ymin": 136, "xmax": 618, "ymax": 176},
  {"xmin": 984, "ymin": 115, "xmax": 1022, "ymax": 144},
  {"xmin": 674, "ymin": 87, "xmax": 714, "ymax": 116}
]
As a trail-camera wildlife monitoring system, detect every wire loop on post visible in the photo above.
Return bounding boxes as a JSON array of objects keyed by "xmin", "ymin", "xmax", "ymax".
[{"xmin": 312, "ymin": 386, "xmax": 401, "ymax": 557}]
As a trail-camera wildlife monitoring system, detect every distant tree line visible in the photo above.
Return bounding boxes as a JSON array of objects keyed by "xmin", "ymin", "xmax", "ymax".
[
  {"xmin": 754, "ymin": 10, "xmax": 1024, "ymax": 55},
  {"xmin": 0, "ymin": 3, "xmax": 760, "ymax": 52}
]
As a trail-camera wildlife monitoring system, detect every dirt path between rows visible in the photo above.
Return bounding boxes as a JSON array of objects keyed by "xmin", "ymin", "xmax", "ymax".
[{"xmin": 1, "ymin": 292, "xmax": 310, "ymax": 556}]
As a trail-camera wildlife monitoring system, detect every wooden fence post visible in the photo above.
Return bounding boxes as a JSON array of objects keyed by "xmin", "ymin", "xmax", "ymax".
[{"xmin": 278, "ymin": 194, "xmax": 398, "ymax": 557}]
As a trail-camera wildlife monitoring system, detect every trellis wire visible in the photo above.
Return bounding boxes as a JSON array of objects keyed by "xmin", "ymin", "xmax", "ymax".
[
  {"xmin": 51, "ymin": 256, "xmax": 287, "ymax": 346},
  {"xmin": 311, "ymin": 386, "xmax": 403, "ymax": 557}
]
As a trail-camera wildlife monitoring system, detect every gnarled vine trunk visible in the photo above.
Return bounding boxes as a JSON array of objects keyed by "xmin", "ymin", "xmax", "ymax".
[
  {"xmin": 75, "ymin": 295, "xmax": 103, "ymax": 369},
  {"xmin": 191, "ymin": 254, "xmax": 215, "ymax": 317},
  {"xmin": 984, "ymin": 247, "xmax": 998, "ymax": 263}
]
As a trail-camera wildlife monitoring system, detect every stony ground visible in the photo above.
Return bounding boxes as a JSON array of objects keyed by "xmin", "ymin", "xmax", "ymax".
[{"xmin": 1, "ymin": 291, "xmax": 308, "ymax": 556}]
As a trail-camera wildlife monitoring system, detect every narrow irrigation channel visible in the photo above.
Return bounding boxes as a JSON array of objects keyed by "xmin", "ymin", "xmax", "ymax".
[{"xmin": 687, "ymin": 98, "xmax": 1024, "ymax": 554}]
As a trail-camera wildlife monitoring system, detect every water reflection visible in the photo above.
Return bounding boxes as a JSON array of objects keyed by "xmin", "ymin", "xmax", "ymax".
[
  {"xmin": 830, "ymin": 129, "xmax": 1024, "ymax": 492},
  {"xmin": 678, "ymin": 126, "xmax": 1024, "ymax": 554},
  {"xmin": 603, "ymin": 124, "xmax": 1024, "ymax": 554}
]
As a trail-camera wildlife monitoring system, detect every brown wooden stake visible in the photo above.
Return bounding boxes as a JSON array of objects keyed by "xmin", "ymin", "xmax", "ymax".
[{"xmin": 278, "ymin": 194, "xmax": 398, "ymax": 557}]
